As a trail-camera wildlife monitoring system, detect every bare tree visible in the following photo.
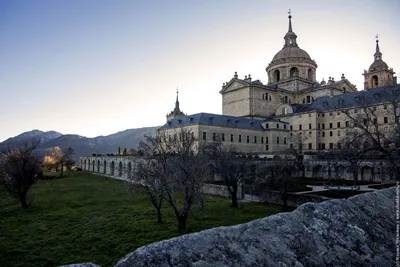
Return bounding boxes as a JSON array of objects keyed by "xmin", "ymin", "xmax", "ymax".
[
  {"xmin": 129, "ymin": 129, "xmax": 206, "ymax": 234},
  {"xmin": 201, "ymin": 141, "xmax": 249, "ymax": 208},
  {"xmin": 288, "ymin": 132, "xmax": 309, "ymax": 179},
  {"xmin": 0, "ymin": 140, "xmax": 42, "ymax": 208},
  {"xmin": 337, "ymin": 87, "xmax": 400, "ymax": 180},
  {"xmin": 46, "ymin": 146, "xmax": 75, "ymax": 176}
]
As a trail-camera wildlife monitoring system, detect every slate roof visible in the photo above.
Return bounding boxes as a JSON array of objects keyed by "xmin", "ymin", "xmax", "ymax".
[
  {"xmin": 290, "ymin": 85, "xmax": 400, "ymax": 113},
  {"xmin": 159, "ymin": 113, "xmax": 287, "ymax": 131}
]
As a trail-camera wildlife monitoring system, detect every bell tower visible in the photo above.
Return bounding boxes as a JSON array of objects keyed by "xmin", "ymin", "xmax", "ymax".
[{"xmin": 363, "ymin": 36, "xmax": 396, "ymax": 90}]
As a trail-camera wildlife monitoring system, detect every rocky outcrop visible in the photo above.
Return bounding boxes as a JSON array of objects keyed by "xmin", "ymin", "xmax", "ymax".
[{"xmin": 115, "ymin": 188, "xmax": 396, "ymax": 267}]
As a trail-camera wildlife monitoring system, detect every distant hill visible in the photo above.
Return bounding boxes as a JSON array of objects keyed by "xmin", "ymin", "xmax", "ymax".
[{"xmin": 0, "ymin": 127, "xmax": 159, "ymax": 162}]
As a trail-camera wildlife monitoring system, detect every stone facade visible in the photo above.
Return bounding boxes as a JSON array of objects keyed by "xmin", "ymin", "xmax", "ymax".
[{"xmin": 159, "ymin": 14, "xmax": 398, "ymax": 161}]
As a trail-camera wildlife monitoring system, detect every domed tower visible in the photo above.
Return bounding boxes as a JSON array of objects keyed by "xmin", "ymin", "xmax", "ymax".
[
  {"xmin": 363, "ymin": 37, "xmax": 396, "ymax": 89},
  {"xmin": 266, "ymin": 12, "xmax": 318, "ymax": 91}
]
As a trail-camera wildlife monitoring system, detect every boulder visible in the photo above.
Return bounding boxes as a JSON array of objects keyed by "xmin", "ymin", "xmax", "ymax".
[{"xmin": 115, "ymin": 188, "xmax": 396, "ymax": 267}]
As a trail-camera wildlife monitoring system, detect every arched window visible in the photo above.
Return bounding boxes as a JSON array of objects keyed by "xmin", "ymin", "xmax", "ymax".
[
  {"xmin": 372, "ymin": 75, "xmax": 378, "ymax": 88},
  {"xmin": 308, "ymin": 69, "xmax": 313, "ymax": 80},
  {"xmin": 284, "ymin": 96, "xmax": 288, "ymax": 103},
  {"xmin": 118, "ymin": 162, "xmax": 123, "ymax": 177},
  {"xmin": 274, "ymin": 70, "xmax": 280, "ymax": 82},
  {"xmin": 290, "ymin": 67, "xmax": 298, "ymax": 78},
  {"xmin": 111, "ymin": 161, "xmax": 115, "ymax": 176}
]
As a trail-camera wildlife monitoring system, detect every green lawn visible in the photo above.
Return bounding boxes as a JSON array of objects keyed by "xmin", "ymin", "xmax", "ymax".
[{"xmin": 0, "ymin": 172, "xmax": 286, "ymax": 267}]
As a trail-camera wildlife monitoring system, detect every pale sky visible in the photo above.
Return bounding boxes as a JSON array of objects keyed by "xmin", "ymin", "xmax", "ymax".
[{"xmin": 1, "ymin": 0, "xmax": 399, "ymax": 142}]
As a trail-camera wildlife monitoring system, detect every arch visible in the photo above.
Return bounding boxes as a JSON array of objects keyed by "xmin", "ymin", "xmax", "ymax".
[
  {"xmin": 308, "ymin": 68, "xmax": 313, "ymax": 80},
  {"xmin": 118, "ymin": 161, "xmax": 123, "ymax": 177},
  {"xmin": 274, "ymin": 70, "xmax": 280, "ymax": 82},
  {"xmin": 97, "ymin": 160, "xmax": 100, "ymax": 173},
  {"xmin": 127, "ymin": 162, "xmax": 132, "ymax": 179},
  {"xmin": 103, "ymin": 160, "xmax": 107, "ymax": 174},
  {"xmin": 290, "ymin": 67, "xmax": 298, "ymax": 78},
  {"xmin": 92, "ymin": 160, "xmax": 95, "ymax": 172},
  {"xmin": 371, "ymin": 75, "xmax": 378, "ymax": 88},
  {"xmin": 111, "ymin": 161, "xmax": 115, "ymax": 176},
  {"xmin": 88, "ymin": 160, "xmax": 91, "ymax": 172},
  {"xmin": 312, "ymin": 165, "xmax": 322, "ymax": 179},
  {"xmin": 361, "ymin": 166, "xmax": 373, "ymax": 181},
  {"xmin": 84, "ymin": 159, "xmax": 87, "ymax": 170}
]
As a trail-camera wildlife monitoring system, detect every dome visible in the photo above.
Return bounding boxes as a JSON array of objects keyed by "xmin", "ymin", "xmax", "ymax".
[
  {"xmin": 369, "ymin": 60, "xmax": 388, "ymax": 72},
  {"xmin": 272, "ymin": 46, "xmax": 312, "ymax": 61}
]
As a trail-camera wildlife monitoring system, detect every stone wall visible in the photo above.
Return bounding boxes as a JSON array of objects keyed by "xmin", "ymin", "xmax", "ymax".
[
  {"xmin": 113, "ymin": 188, "xmax": 395, "ymax": 267},
  {"xmin": 203, "ymin": 183, "xmax": 244, "ymax": 199},
  {"xmin": 259, "ymin": 190, "xmax": 325, "ymax": 207}
]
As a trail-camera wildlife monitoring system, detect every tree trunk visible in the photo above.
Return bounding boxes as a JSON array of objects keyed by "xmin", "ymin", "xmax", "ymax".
[
  {"xmin": 60, "ymin": 162, "xmax": 64, "ymax": 177},
  {"xmin": 156, "ymin": 207, "xmax": 162, "ymax": 224},
  {"xmin": 230, "ymin": 185, "xmax": 238, "ymax": 208},
  {"xmin": 178, "ymin": 214, "xmax": 188, "ymax": 234},
  {"xmin": 19, "ymin": 192, "xmax": 29, "ymax": 209}
]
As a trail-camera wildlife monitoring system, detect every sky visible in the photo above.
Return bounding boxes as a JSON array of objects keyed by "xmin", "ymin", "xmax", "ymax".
[{"xmin": 0, "ymin": 0, "xmax": 399, "ymax": 142}]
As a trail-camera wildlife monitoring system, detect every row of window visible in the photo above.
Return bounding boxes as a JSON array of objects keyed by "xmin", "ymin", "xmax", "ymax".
[
  {"xmin": 203, "ymin": 132, "xmax": 287, "ymax": 145},
  {"xmin": 298, "ymin": 117, "xmax": 389, "ymax": 131}
]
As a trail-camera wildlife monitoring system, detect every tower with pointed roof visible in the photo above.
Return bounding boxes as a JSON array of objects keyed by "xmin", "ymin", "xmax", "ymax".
[
  {"xmin": 167, "ymin": 89, "xmax": 186, "ymax": 121},
  {"xmin": 266, "ymin": 11, "xmax": 318, "ymax": 91},
  {"xmin": 363, "ymin": 37, "xmax": 396, "ymax": 89}
]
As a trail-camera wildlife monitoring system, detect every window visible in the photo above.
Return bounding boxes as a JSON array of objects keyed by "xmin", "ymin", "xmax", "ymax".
[
  {"xmin": 290, "ymin": 125, "xmax": 293, "ymax": 131},
  {"xmin": 299, "ymin": 124, "xmax": 302, "ymax": 130},
  {"xmin": 231, "ymin": 134, "xmax": 234, "ymax": 142},
  {"xmin": 277, "ymin": 137, "xmax": 280, "ymax": 144},
  {"xmin": 284, "ymin": 137, "xmax": 287, "ymax": 144},
  {"xmin": 266, "ymin": 137, "xmax": 269, "ymax": 144},
  {"xmin": 277, "ymin": 124, "xmax": 279, "ymax": 129},
  {"xmin": 308, "ymin": 113, "xmax": 311, "ymax": 117},
  {"xmin": 346, "ymin": 121, "xmax": 349, "ymax": 127},
  {"xmin": 284, "ymin": 124, "xmax": 287, "ymax": 129},
  {"xmin": 329, "ymin": 123, "xmax": 333, "ymax": 129},
  {"xmin": 254, "ymin": 136, "xmax": 257, "ymax": 144},
  {"xmin": 308, "ymin": 143, "xmax": 312, "ymax": 150},
  {"xmin": 321, "ymin": 143, "xmax": 326, "ymax": 149},
  {"xmin": 309, "ymin": 131, "xmax": 312, "ymax": 135},
  {"xmin": 384, "ymin": 104, "xmax": 388, "ymax": 110},
  {"xmin": 261, "ymin": 137, "xmax": 264, "ymax": 144},
  {"xmin": 338, "ymin": 131, "xmax": 341, "ymax": 136},
  {"xmin": 309, "ymin": 123, "xmax": 312, "ymax": 129},
  {"xmin": 329, "ymin": 143, "xmax": 334, "ymax": 149},
  {"xmin": 239, "ymin": 135, "xmax": 242, "ymax": 143},
  {"xmin": 330, "ymin": 131, "xmax": 333, "ymax": 137},
  {"xmin": 222, "ymin": 133, "xmax": 225, "ymax": 142},
  {"xmin": 307, "ymin": 96, "xmax": 311, "ymax": 103},
  {"xmin": 322, "ymin": 123, "xmax": 325, "ymax": 129},
  {"xmin": 266, "ymin": 145, "xmax": 269, "ymax": 151},
  {"xmin": 266, "ymin": 123, "xmax": 269, "ymax": 129},
  {"xmin": 337, "ymin": 122, "xmax": 341, "ymax": 128},
  {"xmin": 322, "ymin": 132, "xmax": 325, "ymax": 137},
  {"xmin": 203, "ymin": 132, "xmax": 206, "ymax": 140},
  {"xmin": 213, "ymin": 133, "xmax": 216, "ymax": 141},
  {"xmin": 322, "ymin": 114, "xmax": 325, "ymax": 117},
  {"xmin": 384, "ymin": 117, "xmax": 388, "ymax": 123},
  {"xmin": 318, "ymin": 123, "xmax": 320, "ymax": 129},
  {"xmin": 329, "ymin": 112, "xmax": 333, "ymax": 116},
  {"xmin": 247, "ymin": 135, "xmax": 250, "ymax": 143}
]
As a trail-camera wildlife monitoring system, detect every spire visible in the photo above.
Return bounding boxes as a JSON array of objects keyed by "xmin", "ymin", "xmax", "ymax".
[
  {"xmin": 374, "ymin": 34, "xmax": 382, "ymax": 61},
  {"xmin": 174, "ymin": 87, "xmax": 180, "ymax": 111},
  {"xmin": 284, "ymin": 9, "xmax": 298, "ymax": 47}
]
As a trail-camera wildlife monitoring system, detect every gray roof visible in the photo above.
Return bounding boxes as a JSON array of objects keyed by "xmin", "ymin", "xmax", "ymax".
[
  {"xmin": 159, "ymin": 113, "xmax": 287, "ymax": 131},
  {"xmin": 291, "ymin": 85, "xmax": 400, "ymax": 113}
]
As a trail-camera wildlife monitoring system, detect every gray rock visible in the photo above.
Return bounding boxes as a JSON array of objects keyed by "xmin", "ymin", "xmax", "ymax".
[{"xmin": 114, "ymin": 188, "xmax": 396, "ymax": 267}]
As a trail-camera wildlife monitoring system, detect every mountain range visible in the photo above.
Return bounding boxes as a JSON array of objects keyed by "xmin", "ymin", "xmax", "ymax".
[{"xmin": 0, "ymin": 127, "xmax": 158, "ymax": 162}]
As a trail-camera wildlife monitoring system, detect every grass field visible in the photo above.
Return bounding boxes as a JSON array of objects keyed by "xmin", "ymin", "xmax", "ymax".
[{"xmin": 0, "ymin": 172, "xmax": 287, "ymax": 267}]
